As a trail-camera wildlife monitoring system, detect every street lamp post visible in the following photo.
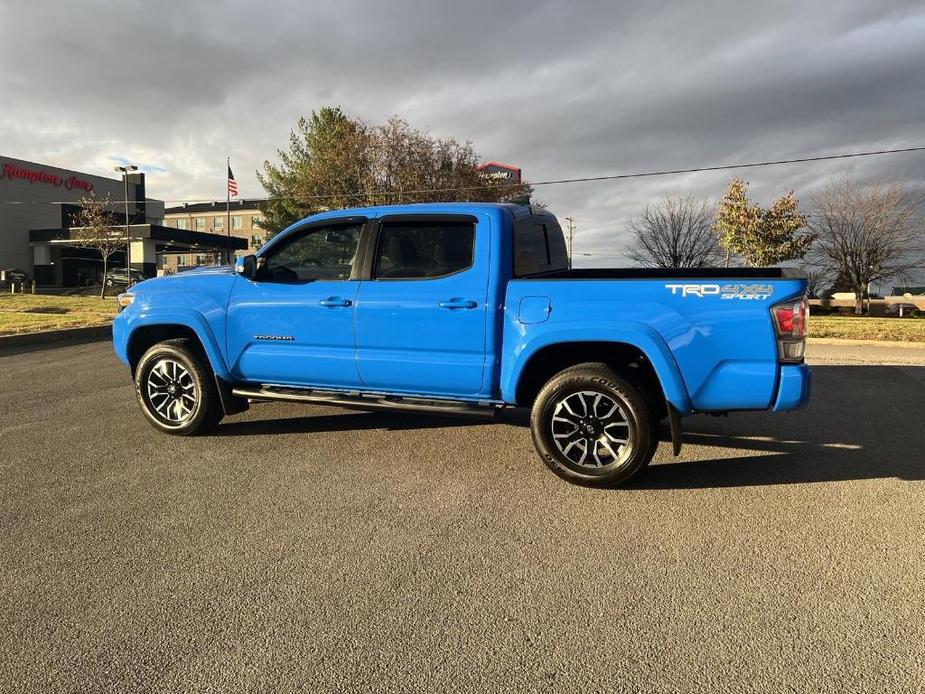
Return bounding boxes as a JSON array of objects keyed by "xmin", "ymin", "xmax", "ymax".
[{"xmin": 114, "ymin": 164, "xmax": 138, "ymax": 279}]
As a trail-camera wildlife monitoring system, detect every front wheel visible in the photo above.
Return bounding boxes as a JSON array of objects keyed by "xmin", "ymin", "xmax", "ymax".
[
  {"xmin": 134, "ymin": 339, "xmax": 222, "ymax": 435},
  {"xmin": 530, "ymin": 362, "xmax": 657, "ymax": 487}
]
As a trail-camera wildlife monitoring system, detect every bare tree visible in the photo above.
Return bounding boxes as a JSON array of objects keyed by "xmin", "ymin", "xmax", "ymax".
[
  {"xmin": 71, "ymin": 193, "xmax": 122, "ymax": 298},
  {"xmin": 797, "ymin": 261, "xmax": 835, "ymax": 299},
  {"xmin": 625, "ymin": 196, "xmax": 724, "ymax": 268},
  {"xmin": 807, "ymin": 178, "xmax": 925, "ymax": 314}
]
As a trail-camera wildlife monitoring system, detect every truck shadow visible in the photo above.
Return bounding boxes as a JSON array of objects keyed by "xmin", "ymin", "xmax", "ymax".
[
  {"xmin": 635, "ymin": 365, "xmax": 925, "ymax": 488},
  {"xmin": 214, "ymin": 365, "xmax": 923, "ymax": 487}
]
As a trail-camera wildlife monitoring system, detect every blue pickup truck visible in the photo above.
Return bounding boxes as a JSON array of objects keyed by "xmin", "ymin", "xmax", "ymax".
[{"xmin": 113, "ymin": 203, "xmax": 810, "ymax": 486}]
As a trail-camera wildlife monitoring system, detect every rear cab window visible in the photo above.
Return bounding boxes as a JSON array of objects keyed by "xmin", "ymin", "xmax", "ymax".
[{"xmin": 513, "ymin": 214, "xmax": 568, "ymax": 276}]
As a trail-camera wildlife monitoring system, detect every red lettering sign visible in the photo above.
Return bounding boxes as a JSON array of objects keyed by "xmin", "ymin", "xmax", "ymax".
[{"xmin": 0, "ymin": 162, "xmax": 94, "ymax": 192}]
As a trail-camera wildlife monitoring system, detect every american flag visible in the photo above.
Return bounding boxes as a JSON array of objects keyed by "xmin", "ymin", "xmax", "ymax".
[{"xmin": 227, "ymin": 165, "xmax": 238, "ymax": 197}]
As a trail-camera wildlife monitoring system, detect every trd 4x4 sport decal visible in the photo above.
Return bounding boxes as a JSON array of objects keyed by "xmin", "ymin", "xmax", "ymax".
[{"xmin": 665, "ymin": 283, "xmax": 774, "ymax": 300}]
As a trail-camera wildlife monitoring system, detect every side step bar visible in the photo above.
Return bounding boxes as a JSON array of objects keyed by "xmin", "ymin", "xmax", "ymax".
[{"xmin": 230, "ymin": 385, "xmax": 498, "ymax": 420}]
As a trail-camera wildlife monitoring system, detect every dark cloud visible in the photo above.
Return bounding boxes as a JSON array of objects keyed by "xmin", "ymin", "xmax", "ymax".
[{"xmin": 2, "ymin": 0, "xmax": 923, "ymax": 266}]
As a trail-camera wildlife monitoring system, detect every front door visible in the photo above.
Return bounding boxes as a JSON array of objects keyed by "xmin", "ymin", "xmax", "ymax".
[
  {"xmin": 226, "ymin": 221, "xmax": 364, "ymax": 387},
  {"xmin": 354, "ymin": 216, "xmax": 489, "ymax": 398}
]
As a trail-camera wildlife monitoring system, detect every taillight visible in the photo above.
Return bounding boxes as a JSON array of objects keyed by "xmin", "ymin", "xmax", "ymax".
[{"xmin": 771, "ymin": 297, "xmax": 808, "ymax": 363}]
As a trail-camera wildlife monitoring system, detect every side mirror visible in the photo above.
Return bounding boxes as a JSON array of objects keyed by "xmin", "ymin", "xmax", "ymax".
[{"xmin": 235, "ymin": 254, "xmax": 257, "ymax": 279}]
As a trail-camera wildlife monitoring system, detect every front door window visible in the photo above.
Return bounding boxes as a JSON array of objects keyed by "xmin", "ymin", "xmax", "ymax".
[{"xmin": 259, "ymin": 224, "xmax": 362, "ymax": 282}]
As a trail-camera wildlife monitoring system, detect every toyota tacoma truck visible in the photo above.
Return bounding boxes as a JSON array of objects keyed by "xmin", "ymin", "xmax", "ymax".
[{"xmin": 112, "ymin": 203, "xmax": 810, "ymax": 486}]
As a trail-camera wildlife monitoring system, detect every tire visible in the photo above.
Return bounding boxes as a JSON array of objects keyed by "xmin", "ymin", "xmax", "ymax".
[
  {"xmin": 530, "ymin": 362, "xmax": 657, "ymax": 487},
  {"xmin": 134, "ymin": 339, "xmax": 223, "ymax": 435}
]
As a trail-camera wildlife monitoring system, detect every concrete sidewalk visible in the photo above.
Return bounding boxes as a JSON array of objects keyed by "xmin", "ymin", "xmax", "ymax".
[{"xmin": 807, "ymin": 341, "xmax": 925, "ymax": 365}]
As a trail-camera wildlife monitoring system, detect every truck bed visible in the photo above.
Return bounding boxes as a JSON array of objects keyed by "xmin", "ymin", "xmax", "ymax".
[{"xmin": 501, "ymin": 272, "xmax": 808, "ymax": 414}]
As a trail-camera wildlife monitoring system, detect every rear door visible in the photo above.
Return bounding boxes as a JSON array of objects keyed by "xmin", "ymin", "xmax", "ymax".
[
  {"xmin": 354, "ymin": 214, "xmax": 490, "ymax": 397},
  {"xmin": 225, "ymin": 219, "xmax": 364, "ymax": 387}
]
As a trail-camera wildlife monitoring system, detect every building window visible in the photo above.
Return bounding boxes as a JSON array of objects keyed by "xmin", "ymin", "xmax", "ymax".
[
  {"xmin": 251, "ymin": 235, "xmax": 264, "ymax": 249},
  {"xmin": 232, "ymin": 216, "xmax": 243, "ymax": 230},
  {"xmin": 177, "ymin": 255, "xmax": 187, "ymax": 267},
  {"xmin": 176, "ymin": 218, "xmax": 188, "ymax": 230},
  {"xmin": 214, "ymin": 216, "xmax": 224, "ymax": 230},
  {"xmin": 251, "ymin": 215, "xmax": 262, "ymax": 229},
  {"xmin": 194, "ymin": 217, "xmax": 205, "ymax": 231}
]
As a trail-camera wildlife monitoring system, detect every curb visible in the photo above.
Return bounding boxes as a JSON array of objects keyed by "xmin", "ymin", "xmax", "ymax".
[
  {"xmin": 808, "ymin": 337, "xmax": 925, "ymax": 349},
  {"xmin": 0, "ymin": 324, "xmax": 112, "ymax": 351}
]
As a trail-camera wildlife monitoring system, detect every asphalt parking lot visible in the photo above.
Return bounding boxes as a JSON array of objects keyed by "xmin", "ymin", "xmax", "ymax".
[{"xmin": 1, "ymin": 340, "xmax": 923, "ymax": 693}]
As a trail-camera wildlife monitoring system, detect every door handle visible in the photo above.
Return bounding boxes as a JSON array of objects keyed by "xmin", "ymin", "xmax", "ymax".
[
  {"xmin": 318, "ymin": 297, "xmax": 352, "ymax": 307},
  {"xmin": 438, "ymin": 298, "xmax": 478, "ymax": 309}
]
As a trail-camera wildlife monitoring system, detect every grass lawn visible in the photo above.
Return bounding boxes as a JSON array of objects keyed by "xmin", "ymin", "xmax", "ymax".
[
  {"xmin": 0, "ymin": 293, "xmax": 117, "ymax": 336},
  {"xmin": 809, "ymin": 315, "xmax": 925, "ymax": 343}
]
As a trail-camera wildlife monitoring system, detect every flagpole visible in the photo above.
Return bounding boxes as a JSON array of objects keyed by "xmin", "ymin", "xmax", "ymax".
[{"xmin": 226, "ymin": 156, "xmax": 231, "ymax": 264}]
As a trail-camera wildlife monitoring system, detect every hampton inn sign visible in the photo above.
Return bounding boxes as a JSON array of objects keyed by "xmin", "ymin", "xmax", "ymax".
[
  {"xmin": 476, "ymin": 161, "xmax": 522, "ymax": 184},
  {"xmin": 0, "ymin": 161, "xmax": 95, "ymax": 193}
]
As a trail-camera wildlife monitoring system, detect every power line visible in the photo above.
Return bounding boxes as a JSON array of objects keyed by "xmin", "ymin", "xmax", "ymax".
[
  {"xmin": 2, "ymin": 144, "xmax": 924, "ymax": 206},
  {"xmin": 528, "ymin": 145, "xmax": 925, "ymax": 188},
  {"xmin": 254, "ymin": 144, "xmax": 925, "ymax": 199}
]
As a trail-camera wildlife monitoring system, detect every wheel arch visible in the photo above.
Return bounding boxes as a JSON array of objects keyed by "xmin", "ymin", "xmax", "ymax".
[
  {"xmin": 505, "ymin": 330, "xmax": 691, "ymax": 414},
  {"xmin": 125, "ymin": 313, "xmax": 230, "ymax": 380}
]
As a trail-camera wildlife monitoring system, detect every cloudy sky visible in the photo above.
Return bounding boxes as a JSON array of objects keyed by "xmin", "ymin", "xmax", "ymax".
[{"xmin": 2, "ymin": 0, "xmax": 924, "ymax": 264}]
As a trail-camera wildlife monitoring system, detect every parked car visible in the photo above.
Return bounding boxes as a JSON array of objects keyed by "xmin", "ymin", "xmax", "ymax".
[
  {"xmin": 884, "ymin": 303, "xmax": 920, "ymax": 318},
  {"xmin": 104, "ymin": 268, "xmax": 145, "ymax": 288},
  {"xmin": 113, "ymin": 203, "xmax": 811, "ymax": 487}
]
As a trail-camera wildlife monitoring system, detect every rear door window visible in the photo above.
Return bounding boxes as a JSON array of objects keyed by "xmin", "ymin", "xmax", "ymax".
[{"xmin": 374, "ymin": 221, "xmax": 475, "ymax": 279}]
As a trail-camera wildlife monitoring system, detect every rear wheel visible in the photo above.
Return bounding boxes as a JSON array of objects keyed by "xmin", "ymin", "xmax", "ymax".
[
  {"xmin": 134, "ymin": 339, "xmax": 222, "ymax": 435},
  {"xmin": 530, "ymin": 362, "xmax": 657, "ymax": 487}
]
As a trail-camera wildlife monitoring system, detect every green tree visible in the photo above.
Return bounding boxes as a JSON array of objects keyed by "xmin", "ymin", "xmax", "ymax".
[
  {"xmin": 713, "ymin": 178, "xmax": 813, "ymax": 267},
  {"xmin": 258, "ymin": 107, "xmax": 532, "ymax": 236},
  {"xmin": 257, "ymin": 107, "xmax": 365, "ymax": 235}
]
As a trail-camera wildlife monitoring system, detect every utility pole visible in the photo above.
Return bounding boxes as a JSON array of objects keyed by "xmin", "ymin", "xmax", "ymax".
[
  {"xmin": 564, "ymin": 217, "xmax": 575, "ymax": 269},
  {"xmin": 114, "ymin": 164, "xmax": 138, "ymax": 279}
]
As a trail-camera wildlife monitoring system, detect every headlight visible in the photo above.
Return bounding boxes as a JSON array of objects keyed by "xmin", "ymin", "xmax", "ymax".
[{"xmin": 116, "ymin": 293, "xmax": 135, "ymax": 311}]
